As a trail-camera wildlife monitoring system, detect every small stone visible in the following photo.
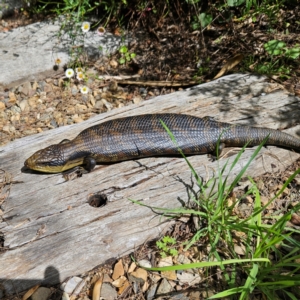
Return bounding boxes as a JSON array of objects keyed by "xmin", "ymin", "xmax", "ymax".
[
  {"xmin": 138, "ymin": 259, "xmax": 152, "ymax": 268},
  {"xmin": 39, "ymin": 113, "xmax": 51, "ymax": 122},
  {"xmin": 112, "ymin": 275, "xmax": 127, "ymax": 288},
  {"xmin": 19, "ymin": 99, "xmax": 29, "ymax": 112},
  {"xmin": 128, "ymin": 262, "xmax": 137, "ymax": 273},
  {"xmin": 118, "ymin": 279, "xmax": 131, "ymax": 295},
  {"xmin": 8, "ymin": 92, "xmax": 17, "ymax": 104},
  {"xmin": 62, "ymin": 276, "xmax": 84, "ymax": 294},
  {"xmin": 0, "ymin": 102, "xmax": 5, "ymax": 110},
  {"xmin": 73, "ymin": 117, "xmax": 84, "ymax": 123},
  {"xmin": 128, "ymin": 268, "xmax": 147, "ymax": 284},
  {"xmin": 133, "ymin": 95, "xmax": 142, "ymax": 104},
  {"xmin": 100, "ymin": 283, "xmax": 118, "ymax": 300},
  {"xmin": 71, "ymin": 86, "xmax": 78, "ymax": 95},
  {"xmin": 112, "ymin": 259, "xmax": 124, "ymax": 280},
  {"xmin": 101, "ymin": 98, "xmax": 113, "ymax": 111},
  {"xmin": 31, "ymin": 287, "xmax": 51, "ymax": 300},
  {"xmin": 158, "ymin": 256, "xmax": 173, "ymax": 267},
  {"xmin": 147, "ymin": 283, "xmax": 158, "ymax": 300},
  {"xmin": 109, "ymin": 59, "xmax": 118, "ymax": 68},
  {"xmin": 156, "ymin": 278, "xmax": 173, "ymax": 294},
  {"xmin": 87, "ymin": 94, "xmax": 95, "ymax": 107},
  {"xmin": 21, "ymin": 81, "xmax": 32, "ymax": 96},
  {"xmin": 10, "ymin": 113, "xmax": 20, "ymax": 122},
  {"xmin": 176, "ymin": 271, "xmax": 201, "ymax": 285},
  {"xmin": 28, "ymin": 96, "xmax": 39, "ymax": 107},
  {"xmin": 50, "ymin": 119, "xmax": 58, "ymax": 128},
  {"xmin": 61, "ymin": 292, "xmax": 70, "ymax": 300},
  {"xmin": 94, "ymin": 100, "xmax": 104, "ymax": 110},
  {"xmin": 149, "ymin": 273, "xmax": 161, "ymax": 283},
  {"xmin": 234, "ymin": 243, "xmax": 246, "ymax": 255},
  {"xmin": 176, "ymin": 254, "xmax": 191, "ymax": 265},
  {"xmin": 161, "ymin": 270, "xmax": 177, "ymax": 281},
  {"xmin": 75, "ymin": 104, "xmax": 88, "ymax": 113},
  {"xmin": 32, "ymin": 81, "xmax": 38, "ymax": 90}
]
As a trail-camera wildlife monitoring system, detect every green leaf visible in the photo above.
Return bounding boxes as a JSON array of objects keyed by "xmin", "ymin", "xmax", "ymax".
[
  {"xmin": 285, "ymin": 47, "xmax": 300, "ymax": 59},
  {"xmin": 227, "ymin": 0, "xmax": 245, "ymax": 6},
  {"xmin": 264, "ymin": 40, "xmax": 286, "ymax": 55},
  {"xmin": 119, "ymin": 57, "xmax": 126, "ymax": 64},
  {"xmin": 199, "ymin": 13, "xmax": 213, "ymax": 28},
  {"xmin": 119, "ymin": 46, "xmax": 128, "ymax": 54}
]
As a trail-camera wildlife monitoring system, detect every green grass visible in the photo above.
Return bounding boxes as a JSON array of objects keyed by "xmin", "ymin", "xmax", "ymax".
[{"xmin": 130, "ymin": 121, "xmax": 300, "ymax": 299}]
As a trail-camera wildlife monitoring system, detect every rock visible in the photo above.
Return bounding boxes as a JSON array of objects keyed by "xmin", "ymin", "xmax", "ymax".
[
  {"xmin": 138, "ymin": 259, "xmax": 152, "ymax": 268},
  {"xmin": 128, "ymin": 268, "xmax": 148, "ymax": 284},
  {"xmin": 161, "ymin": 270, "xmax": 177, "ymax": 281},
  {"xmin": 147, "ymin": 283, "xmax": 158, "ymax": 300},
  {"xmin": 0, "ymin": 101, "xmax": 5, "ymax": 110},
  {"xmin": 21, "ymin": 82, "xmax": 33, "ymax": 96},
  {"xmin": 176, "ymin": 271, "xmax": 201, "ymax": 285},
  {"xmin": 94, "ymin": 100, "xmax": 104, "ymax": 110},
  {"xmin": 8, "ymin": 92, "xmax": 17, "ymax": 104},
  {"xmin": 112, "ymin": 260, "xmax": 124, "ymax": 280},
  {"xmin": 109, "ymin": 59, "xmax": 118, "ymax": 68},
  {"xmin": 158, "ymin": 256, "xmax": 173, "ymax": 267},
  {"xmin": 101, "ymin": 98, "xmax": 113, "ymax": 111},
  {"xmin": 133, "ymin": 95, "xmax": 142, "ymax": 104},
  {"xmin": 176, "ymin": 254, "xmax": 191, "ymax": 265},
  {"xmin": 19, "ymin": 99, "xmax": 29, "ymax": 112},
  {"xmin": 112, "ymin": 275, "xmax": 127, "ymax": 288},
  {"xmin": 100, "ymin": 283, "xmax": 118, "ymax": 300},
  {"xmin": 61, "ymin": 291, "xmax": 70, "ymax": 300},
  {"xmin": 27, "ymin": 96, "xmax": 39, "ymax": 108},
  {"xmin": 88, "ymin": 94, "xmax": 96, "ymax": 106},
  {"xmin": 75, "ymin": 104, "xmax": 88, "ymax": 113},
  {"xmin": 234, "ymin": 243, "xmax": 246, "ymax": 255},
  {"xmin": 128, "ymin": 262, "xmax": 137, "ymax": 273},
  {"xmin": 73, "ymin": 116, "xmax": 84, "ymax": 123},
  {"xmin": 62, "ymin": 276, "xmax": 85, "ymax": 295},
  {"xmin": 156, "ymin": 278, "xmax": 173, "ymax": 294},
  {"xmin": 31, "ymin": 287, "xmax": 51, "ymax": 300},
  {"xmin": 71, "ymin": 86, "xmax": 78, "ymax": 95}
]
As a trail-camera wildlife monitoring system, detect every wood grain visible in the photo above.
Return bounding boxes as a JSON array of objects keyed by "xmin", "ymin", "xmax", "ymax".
[{"xmin": 1, "ymin": 74, "xmax": 300, "ymax": 296}]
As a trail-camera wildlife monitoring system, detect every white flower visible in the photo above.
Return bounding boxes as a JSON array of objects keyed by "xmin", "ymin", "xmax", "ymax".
[
  {"xmin": 76, "ymin": 72, "xmax": 84, "ymax": 81},
  {"xmin": 81, "ymin": 22, "xmax": 90, "ymax": 33},
  {"xmin": 75, "ymin": 67, "xmax": 83, "ymax": 73},
  {"xmin": 97, "ymin": 26, "xmax": 106, "ymax": 35},
  {"xmin": 65, "ymin": 68, "xmax": 74, "ymax": 78},
  {"xmin": 80, "ymin": 86, "xmax": 89, "ymax": 94}
]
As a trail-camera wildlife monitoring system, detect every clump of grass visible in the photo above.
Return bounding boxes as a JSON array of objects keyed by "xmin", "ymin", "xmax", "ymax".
[{"xmin": 131, "ymin": 121, "xmax": 300, "ymax": 299}]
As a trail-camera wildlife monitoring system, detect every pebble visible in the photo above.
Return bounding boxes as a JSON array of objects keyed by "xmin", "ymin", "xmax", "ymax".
[
  {"xmin": 138, "ymin": 259, "xmax": 152, "ymax": 268},
  {"xmin": 71, "ymin": 86, "xmax": 78, "ymax": 95},
  {"xmin": 112, "ymin": 259, "xmax": 124, "ymax": 280},
  {"xmin": 62, "ymin": 276, "xmax": 85, "ymax": 294},
  {"xmin": 147, "ymin": 283, "xmax": 158, "ymax": 300},
  {"xmin": 31, "ymin": 287, "xmax": 51, "ymax": 300},
  {"xmin": 100, "ymin": 283, "xmax": 118, "ymax": 300},
  {"xmin": 156, "ymin": 278, "xmax": 173, "ymax": 294},
  {"xmin": 176, "ymin": 271, "xmax": 201, "ymax": 285},
  {"xmin": 0, "ymin": 72, "xmax": 150, "ymax": 147},
  {"xmin": 19, "ymin": 99, "xmax": 29, "ymax": 111},
  {"xmin": 128, "ymin": 268, "xmax": 148, "ymax": 284}
]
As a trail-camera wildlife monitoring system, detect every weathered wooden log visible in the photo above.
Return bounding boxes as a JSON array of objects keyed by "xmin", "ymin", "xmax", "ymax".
[{"xmin": 1, "ymin": 74, "xmax": 300, "ymax": 296}]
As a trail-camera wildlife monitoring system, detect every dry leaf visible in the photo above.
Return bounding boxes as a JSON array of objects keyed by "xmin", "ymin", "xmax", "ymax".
[
  {"xmin": 214, "ymin": 54, "xmax": 244, "ymax": 79},
  {"xmin": 92, "ymin": 275, "xmax": 103, "ymax": 300},
  {"xmin": 22, "ymin": 284, "xmax": 40, "ymax": 300}
]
